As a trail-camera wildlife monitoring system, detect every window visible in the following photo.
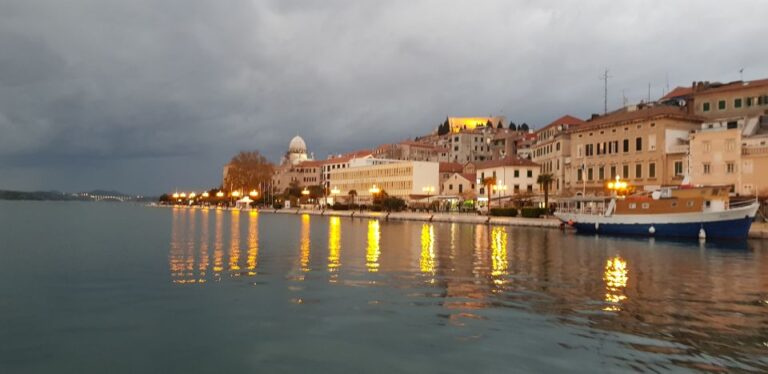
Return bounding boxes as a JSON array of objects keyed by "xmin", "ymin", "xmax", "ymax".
[
  {"xmin": 527, "ymin": 170, "xmax": 533, "ymax": 178},
  {"xmin": 726, "ymin": 162, "xmax": 736, "ymax": 174},
  {"xmin": 623, "ymin": 165, "xmax": 629, "ymax": 179},
  {"xmin": 527, "ymin": 185, "xmax": 533, "ymax": 193},
  {"xmin": 635, "ymin": 137, "xmax": 642, "ymax": 151},
  {"xmin": 703, "ymin": 163, "xmax": 711, "ymax": 174},
  {"xmin": 702, "ymin": 102, "xmax": 711, "ymax": 112},
  {"xmin": 649, "ymin": 163, "xmax": 656, "ymax": 178},
  {"xmin": 687, "ymin": 201, "xmax": 695, "ymax": 207},
  {"xmin": 610, "ymin": 166, "xmax": 617, "ymax": 179},
  {"xmin": 514, "ymin": 170, "xmax": 519, "ymax": 178},
  {"xmin": 449, "ymin": 184, "xmax": 453, "ymax": 190},
  {"xmin": 718, "ymin": 100, "xmax": 726, "ymax": 110},
  {"xmin": 587, "ymin": 168, "xmax": 593, "ymax": 181},
  {"xmin": 629, "ymin": 203, "xmax": 637, "ymax": 209},
  {"xmin": 675, "ymin": 161, "xmax": 683, "ymax": 175},
  {"xmin": 747, "ymin": 97, "xmax": 754, "ymax": 107},
  {"xmin": 735, "ymin": 98, "xmax": 742, "ymax": 108},
  {"xmin": 577, "ymin": 169, "xmax": 583, "ymax": 181},
  {"xmin": 623, "ymin": 139, "xmax": 629, "ymax": 152},
  {"xmin": 703, "ymin": 141, "xmax": 711, "ymax": 153},
  {"xmin": 671, "ymin": 201, "xmax": 678, "ymax": 207},
  {"xmin": 556, "ymin": 142, "xmax": 560, "ymax": 151},
  {"xmin": 598, "ymin": 166, "xmax": 604, "ymax": 180},
  {"xmin": 635, "ymin": 164, "xmax": 642, "ymax": 179},
  {"xmin": 648, "ymin": 134, "xmax": 656, "ymax": 151},
  {"xmin": 641, "ymin": 203, "xmax": 650, "ymax": 209},
  {"xmin": 726, "ymin": 139, "xmax": 736, "ymax": 151}
]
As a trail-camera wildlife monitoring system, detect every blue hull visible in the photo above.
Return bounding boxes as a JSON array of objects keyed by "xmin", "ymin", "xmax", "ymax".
[{"xmin": 572, "ymin": 216, "xmax": 754, "ymax": 240}]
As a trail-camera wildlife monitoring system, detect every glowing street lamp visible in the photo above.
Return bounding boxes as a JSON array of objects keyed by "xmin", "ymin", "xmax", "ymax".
[
  {"xmin": 369, "ymin": 185, "xmax": 380, "ymax": 194},
  {"xmin": 331, "ymin": 187, "xmax": 340, "ymax": 195},
  {"xmin": 189, "ymin": 192, "xmax": 196, "ymax": 199},
  {"xmin": 180, "ymin": 192, "xmax": 187, "ymax": 198},
  {"xmin": 231, "ymin": 190, "xmax": 240, "ymax": 198},
  {"xmin": 202, "ymin": 192, "xmax": 209, "ymax": 198},
  {"xmin": 216, "ymin": 191, "xmax": 224, "ymax": 198},
  {"xmin": 607, "ymin": 175, "xmax": 629, "ymax": 195},
  {"xmin": 492, "ymin": 183, "xmax": 507, "ymax": 208},
  {"xmin": 172, "ymin": 192, "xmax": 179, "ymax": 199},
  {"xmin": 249, "ymin": 190, "xmax": 259, "ymax": 198},
  {"xmin": 422, "ymin": 185, "xmax": 435, "ymax": 209}
]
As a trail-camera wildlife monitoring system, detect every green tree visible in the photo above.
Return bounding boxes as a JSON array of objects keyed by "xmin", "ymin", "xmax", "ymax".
[
  {"xmin": 537, "ymin": 173, "xmax": 554, "ymax": 207},
  {"xmin": 508, "ymin": 121, "xmax": 516, "ymax": 130},
  {"xmin": 520, "ymin": 123, "xmax": 529, "ymax": 132}
]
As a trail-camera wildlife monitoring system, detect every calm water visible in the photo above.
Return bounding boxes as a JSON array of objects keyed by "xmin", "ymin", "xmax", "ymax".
[{"xmin": 1, "ymin": 202, "xmax": 767, "ymax": 373}]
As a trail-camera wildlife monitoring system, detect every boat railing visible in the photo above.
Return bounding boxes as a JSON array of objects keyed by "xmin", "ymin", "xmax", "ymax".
[{"xmin": 729, "ymin": 198, "xmax": 758, "ymax": 209}]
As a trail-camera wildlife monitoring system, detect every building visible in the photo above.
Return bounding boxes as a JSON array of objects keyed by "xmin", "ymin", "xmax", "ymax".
[
  {"xmin": 445, "ymin": 128, "xmax": 496, "ymax": 162},
  {"xmin": 530, "ymin": 115, "xmax": 584, "ymax": 195},
  {"xmin": 328, "ymin": 159, "xmax": 440, "ymax": 203},
  {"xmin": 567, "ymin": 104, "xmax": 703, "ymax": 195},
  {"xmin": 320, "ymin": 149, "xmax": 373, "ymax": 190},
  {"xmin": 475, "ymin": 157, "xmax": 540, "ymax": 204},
  {"xmin": 661, "ymin": 78, "xmax": 768, "ymax": 120},
  {"xmin": 447, "ymin": 117, "xmax": 506, "ymax": 133},
  {"xmin": 441, "ymin": 173, "xmax": 477, "ymax": 198},
  {"xmin": 373, "ymin": 141, "xmax": 449, "ymax": 162},
  {"xmin": 272, "ymin": 136, "xmax": 321, "ymax": 193},
  {"xmin": 689, "ymin": 116, "xmax": 768, "ymax": 196}
]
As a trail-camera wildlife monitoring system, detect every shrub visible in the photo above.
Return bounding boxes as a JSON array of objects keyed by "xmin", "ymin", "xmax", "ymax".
[
  {"xmin": 490, "ymin": 208, "xmax": 518, "ymax": 217},
  {"xmin": 521, "ymin": 207, "xmax": 547, "ymax": 218},
  {"xmin": 332, "ymin": 203, "xmax": 349, "ymax": 210},
  {"xmin": 382, "ymin": 196, "xmax": 407, "ymax": 212}
]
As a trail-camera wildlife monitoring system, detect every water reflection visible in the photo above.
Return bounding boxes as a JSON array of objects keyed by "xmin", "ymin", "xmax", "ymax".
[
  {"xmin": 166, "ymin": 211, "xmax": 768, "ymax": 372},
  {"xmin": 603, "ymin": 256, "xmax": 628, "ymax": 311},
  {"xmin": 247, "ymin": 210, "xmax": 258, "ymax": 276},
  {"xmin": 300, "ymin": 214, "xmax": 311, "ymax": 272},
  {"xmin": 419, "ymin": 224, "xmax": 435, "ymax": 275},
  {"xmin": 366, "ymin": 220, "xmax": 380, "ymax": 272},
  {"xmin": 328, "ymin": 216, "xmax": 341, "ymax": 275}
]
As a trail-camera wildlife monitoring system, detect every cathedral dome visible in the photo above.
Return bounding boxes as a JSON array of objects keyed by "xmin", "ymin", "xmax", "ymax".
[{"xmin": 288, "ymin": 135, "xmax": 307, "ymax": 154}]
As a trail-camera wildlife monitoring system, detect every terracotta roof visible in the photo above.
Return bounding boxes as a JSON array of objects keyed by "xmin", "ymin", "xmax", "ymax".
[
  {"xmin": 660, "ymin": 86, "xmax": 694, "ymax": 101},
  {"xmin": 439, "ymin": 162, "xmax": 464, "ymax": 173},
  {"xmin": 574, "ymin": 105, "xmax": 703, "ymax": 133},
  {"xmin": 693, "ymin": 78, "xmax": 768, "ymax": 96},
  {"xmin": 296, "ymin": 160, "xmax": 324, "ymax": 168},
  {"xmin": 326, "ymin": 149, "xmax": 373, "ymax": 163},
  {"xmin": 460, "ymin": 173, "xmax": 477, "ymax": 182},
  {"xmin": 399, "ymin": 140, "xmax": 437, "ymax": 148},
  {"xmin": 475, "ymin": 157, "xmax": 538, "ymax": 169},
  {"xmin": 536, "ymin": 115, "xmax": 585, "ymax": 133}
]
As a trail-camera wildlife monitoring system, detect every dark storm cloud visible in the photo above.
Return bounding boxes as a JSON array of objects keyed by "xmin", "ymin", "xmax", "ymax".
[{"xmin": 1, "ymin": 0, "xmax": 767, "ymax": 194}]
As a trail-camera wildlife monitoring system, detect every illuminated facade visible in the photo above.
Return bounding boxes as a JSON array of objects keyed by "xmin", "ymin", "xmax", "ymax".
[
  {"xmin": 447, "ymin": 116, "xmax": 506, "ymax": 133},
  {"xmin": 328, "ymin": 159, "xmax": 440, "ymax": 203}
]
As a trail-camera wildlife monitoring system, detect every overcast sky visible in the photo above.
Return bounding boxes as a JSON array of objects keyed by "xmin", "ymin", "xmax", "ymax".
[{"xmin": 1, "ymin": 0, "xmax": 766, "ymax": 195}]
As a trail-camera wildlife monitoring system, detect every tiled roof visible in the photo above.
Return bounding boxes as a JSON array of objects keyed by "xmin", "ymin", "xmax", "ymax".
[
  {"xmin": 693, "ymin": 78, "xmax": 768, "ymax": 96},
  {"xmin": 475, "ymin": 157, "xmax": 538, "ymax": 169},
  {"xmin": 439, "ymin": 162, "xmax": 464, "ymax": 173},
  {"xmin": 573, "ymin": 105, "xmax": 703, "ymax": 133},
  {"xmin": 325, "ymin": 149, "xmax": 373, "ymax": 163},
  {"xmin": 660, "ymin": 86, "xmax": 693, "ymax": 100},
  {"xmin": 296, "ymin": 160, "xmax": 324, "ymax": 168},
  {"xmin": 537, "ymin": 115, "xmax": 584, "ymax": 132}
]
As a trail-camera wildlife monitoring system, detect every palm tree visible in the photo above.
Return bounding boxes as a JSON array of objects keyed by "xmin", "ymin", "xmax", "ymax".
[
  {"xmin": 348, "ymin": 189, "xmax": 357, "ymax": 205},
  {"xmin": 537, "ymin": 173, "xmax": 554, "ymax": 208},
  {"xmin": 482, "ymin": 176, "xmax": 496, "ymax": 209}
]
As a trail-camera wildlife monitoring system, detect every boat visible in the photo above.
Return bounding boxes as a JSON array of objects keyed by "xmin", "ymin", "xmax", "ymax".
[{"xmin": 555, "ymin": 181, "xmax": 759, "ymax": 240}]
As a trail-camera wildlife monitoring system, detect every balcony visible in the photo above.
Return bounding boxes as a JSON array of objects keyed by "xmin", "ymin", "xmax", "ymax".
[
  {"xmin": 666, "ymin": 144, "xmax": 689, "ymax": 154},
  {"xmin": 742, "ymin": 146, "xmax": 768, "ymax": 155}
]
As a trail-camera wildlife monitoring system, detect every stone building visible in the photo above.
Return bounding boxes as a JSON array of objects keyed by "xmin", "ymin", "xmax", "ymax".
[{"xmin": 530, "ymin": 115, "xmax": 584, "ymax": 195}]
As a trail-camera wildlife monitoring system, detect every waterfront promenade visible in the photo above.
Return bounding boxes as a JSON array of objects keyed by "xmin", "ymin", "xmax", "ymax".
[{"xmin": 155, "ymin": 205, "xmax": 768, "ymax": 238}]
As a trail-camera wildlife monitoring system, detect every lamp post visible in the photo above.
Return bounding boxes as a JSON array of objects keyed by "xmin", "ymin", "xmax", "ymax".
[
  {"xmin": 492, "ymin": 183, "xmax": 507, "ymax": 208},
  {"xmin": 422, "ymin": 185, "xmax": 435, "ymax": 211},
  {"xmin": 231, "ymin": 190, "xmax": 240, "ymax": 207}
]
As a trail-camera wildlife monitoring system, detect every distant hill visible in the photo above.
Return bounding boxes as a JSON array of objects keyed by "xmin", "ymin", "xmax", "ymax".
[
  {"xmin": 0, "ymin": 189, "xmax": 157, "ymax": 202},
  {"xmin": 0, "ymin": 190, "xmax": 78, "ymax": 201}
]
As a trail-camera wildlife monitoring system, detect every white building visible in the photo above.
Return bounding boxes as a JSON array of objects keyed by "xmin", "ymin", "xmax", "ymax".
[
  {"xmin": 476, "ymin": 158, "xmax": 540, "ymax": 203},
  {"xmin": 329, "ymin": 159, "xmax": 440, "ymax": 203}
]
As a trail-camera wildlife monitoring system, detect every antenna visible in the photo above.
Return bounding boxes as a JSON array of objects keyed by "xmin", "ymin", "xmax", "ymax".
[
  {"xmin": 740, "ymin": 67, "xmax": 744, "ymax": 81},
  {"xmin": 600, "ymin": 68, "xmax": 612, "ymax": 114},
  {"xmin": 621, "ymin": 89, "xmax": 628, "ymax": 106},
  {"xmin": 647, "ymin": 82, "xmax": 651, "ymax": 103}
]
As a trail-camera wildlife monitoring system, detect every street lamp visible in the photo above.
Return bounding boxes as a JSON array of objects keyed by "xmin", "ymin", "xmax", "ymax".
[
  {"xmin": 422, "ymin": 185, "xmax": 435, "ymax": 210},
  {"xmin": 216, "ymin": 191, "xmax": 224, "ymax": 198},
  {"xmin": 189, "ymin": 192, "xmax": 196, "ymax": 199},
  {"xmin": 492, "ymin": 183, "xmax": 507, "ymax": 208},
  {"xmin": 172, "ymin": 192, "xmax": 179, "ymax": 199},
  {"xmin": 330, "ymin": 186, "xmax": 340, "ymax": 205},
  {"xmin": 202, "ymin": 192, "xmax": 209, "ymax": 198},
  {"xmin": 249, "ymin": 190, "xmax": 259, "ymax": 198}
]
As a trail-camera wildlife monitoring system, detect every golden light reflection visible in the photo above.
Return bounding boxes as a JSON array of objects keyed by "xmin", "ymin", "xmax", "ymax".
[
  {"xmin": 198, "ymin": 208, "xmax": 209, "ymax": 283},
  {"xmin": 604, "ymin": 256, "xmax": 629, "ymax": 311},
  {"xmin": 300, "ymin": 214, "xmax": 311, "ymax": 272},
  {"xmin": 229, "ymin": 210, "xmax": 241, "ymax": 273},
  {"xmin": 213, "ymin": 209, "xmax": 224, "ymax": 276},
  {"xmin": 328, "ymin": 217, "xmax": 341, "ymax": 275},
  {"xmin": 366, "ymin": 220, "xmax": 381, "ymax": 272},
  {"xmin": 420, "ymin": 224, "xmax": 436, "ymax": 274},
  {"xmin": 490, "ymin": 226, "xmax": 508, "ymax": 282},
  {"xmin": 246, "ymin": 210, "xmax": 258, "ymax": 276}
]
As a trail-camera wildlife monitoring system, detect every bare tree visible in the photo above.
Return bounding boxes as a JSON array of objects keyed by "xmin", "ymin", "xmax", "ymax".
[{"xmin": 223, "ymin": 150, "xmax": 275, "ymax": 193}]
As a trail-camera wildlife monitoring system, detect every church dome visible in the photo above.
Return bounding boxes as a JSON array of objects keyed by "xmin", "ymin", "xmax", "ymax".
[{"xmin": 288, "ymin": 135, "xmax": 307, "ymax": 153}]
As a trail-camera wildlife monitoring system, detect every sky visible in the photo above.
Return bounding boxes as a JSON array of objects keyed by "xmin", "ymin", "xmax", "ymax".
[{"xmin": 1, "ymin": 0, "xmax": 767, "ymax": 195}]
